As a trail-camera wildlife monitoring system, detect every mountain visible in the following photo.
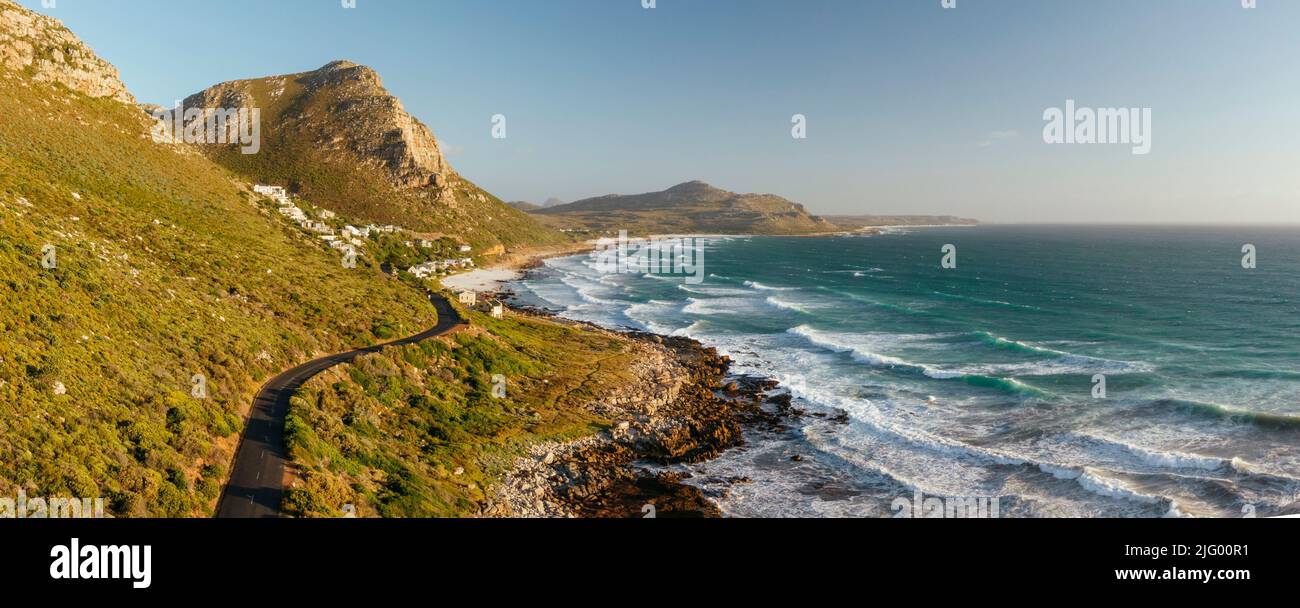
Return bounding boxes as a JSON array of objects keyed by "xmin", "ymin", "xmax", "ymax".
[
  {"xmin": 533, "ymin": 181, "xmax": 839, "ymax": 235},
  {"xmin": 508, "ymin": 197, "xmax": 564, "ymax": 212},
  {"xmin": 0, "ymin": 0, "xmax": 439, "ymax": 515},
  {"xmin": 181, "ymin": 60, "xmax": 562, "ymax": 248}
]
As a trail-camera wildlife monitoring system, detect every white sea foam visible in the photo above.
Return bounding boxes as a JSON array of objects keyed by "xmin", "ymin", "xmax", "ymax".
[
  {"xmin": 671, "ymin": 320, "xmax": 708, "ymax": 338},
  {"xmin": 765, "ymin": 296, "xmax": 815, "ymax": 314},
  {"xmin": 744, "ymin": 280, "xmax": 797, "ymax": 291},
  {"xmin": 624, "ymin": 300, "xmax": 683, "ymax": 335},
  {"xmin": 1073, "ymin": 470, "xmax": 1186, "ymax": 517},
  {"xmin": 682, "ymin": 297, "xmax": 754, "ymax": 316},
  {"xmin": 971, "ymin": 330, "xmax": 1154, "ymax": 374},
  {"xmin": 1070, "ymin": 431, "xmax": 1227, "ymax": 471},
  {"xmin": 678, "ymin": 284, "xmax": 753, "ymax": 296}
]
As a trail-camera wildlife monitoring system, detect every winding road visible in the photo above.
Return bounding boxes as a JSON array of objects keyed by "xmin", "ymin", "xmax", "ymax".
[{"xmin": 215, "ymin": 293, "xmax": 466, "ymax": 518}]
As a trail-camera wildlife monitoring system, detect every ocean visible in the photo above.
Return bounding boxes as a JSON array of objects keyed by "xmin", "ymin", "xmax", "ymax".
[{"xmin": 508, "ymin": 226, "xmax": 1300, "ymax": 518}]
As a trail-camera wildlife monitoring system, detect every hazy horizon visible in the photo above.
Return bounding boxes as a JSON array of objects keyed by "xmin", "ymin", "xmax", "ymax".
[{"xmin": 20, "ymin": 0, "xmax": 1300, "ymax": 224}]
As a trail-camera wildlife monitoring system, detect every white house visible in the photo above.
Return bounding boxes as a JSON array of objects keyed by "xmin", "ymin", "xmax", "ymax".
[
  {"xmin": 407, "ymin": 260, "xmax": 442, "ymax": 279},
  {"xmin": 458, "ymin": 244, "xmax": 472, "ymax": 253},
  {"xmin": 279, "ymin": 207, "xmax": 306, "ymax": 222},
  {"xmin": 254, "ymin": 184, "xmax": 287, "ymax": 199},
  {"xmin": 458, "ymin": 291, "xmax": 477, "ymax": 306},
  {"xmin": 319, "ymin": 209, "xmax": 337, "ymax": 220},
  {"xmin": 303, "ymin": 220, "xmax": 333, "ymax": 234},
  {"xmin": 490, "ymin": 302, "xmax": 504, "ymax": 319}
]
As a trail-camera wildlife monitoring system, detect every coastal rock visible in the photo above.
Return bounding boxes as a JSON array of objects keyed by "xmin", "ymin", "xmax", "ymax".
[{"xmin": 489, "ymin": 327, "xmax": 763, "ymax": 518}]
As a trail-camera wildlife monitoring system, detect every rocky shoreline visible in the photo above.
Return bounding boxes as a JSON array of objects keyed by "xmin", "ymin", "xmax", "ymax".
[{"xmin": 483, "ymin": 301, "xmax": 797, "ymax": 518}]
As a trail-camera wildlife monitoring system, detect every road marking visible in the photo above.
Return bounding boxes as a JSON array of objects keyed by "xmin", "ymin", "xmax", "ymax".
[{"xmin": 256, "ymin": 470, "xmax": 261, "ymax": 481}]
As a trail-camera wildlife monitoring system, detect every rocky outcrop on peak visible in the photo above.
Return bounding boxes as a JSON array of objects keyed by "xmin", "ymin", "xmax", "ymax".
[
  {"xmin": 184, "ymin": 60, "xmax": 453, "ymax": 198},
  {"xmin": 0, "ymin": 0, "xmax": 134, "ymax": 104},
  {"xmin": 177, "ymin": 60, "xmax": 562, "ymax": 245}
]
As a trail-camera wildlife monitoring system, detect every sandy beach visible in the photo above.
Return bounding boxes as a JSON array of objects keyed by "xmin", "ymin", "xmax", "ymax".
[{"xmin": 439, "ymin": 267, "xmax": 523, "ymax": 293}]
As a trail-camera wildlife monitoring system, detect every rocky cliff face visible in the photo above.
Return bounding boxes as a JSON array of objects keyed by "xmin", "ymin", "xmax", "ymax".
[
  {"xmin": 184, "ymin": 60, "xmax": 454, "ymax": 200},
  {"xmin": 0, "ymin": 0, "xmax": 134, "ymax": 104},
  {"xmin": 179, "ymin": 60, "xmax": 561, "ymax": 246}
]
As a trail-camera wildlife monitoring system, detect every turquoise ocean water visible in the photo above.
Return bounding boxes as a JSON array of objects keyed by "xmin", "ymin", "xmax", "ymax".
[{"xmin": 511, "ymin": 226, "xmax": 1300, "ymax": 517}]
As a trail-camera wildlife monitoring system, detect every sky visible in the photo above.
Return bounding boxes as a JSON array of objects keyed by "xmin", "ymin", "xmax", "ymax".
[{"xmin": 18, "ymin": 0, "xmax": 1300, "ymax": 224}]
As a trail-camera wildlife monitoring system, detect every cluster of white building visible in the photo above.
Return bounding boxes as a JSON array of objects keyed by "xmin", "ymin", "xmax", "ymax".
[
  {"xmin": 253, "ymin": 184, "xmax": 477, "ymax": 270},
  {"xmin": 407, "ymin": 257, "xmax": 475, "ymax": 279},
  {"xmin": 254, "ymin": 184, "xmax": 360, "ymax": 254}
]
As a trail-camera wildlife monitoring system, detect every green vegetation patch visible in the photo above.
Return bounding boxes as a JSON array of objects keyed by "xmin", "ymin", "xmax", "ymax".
[{"xmin": 282, "ymin": 310, "xmax": 643, "ymax": 518}]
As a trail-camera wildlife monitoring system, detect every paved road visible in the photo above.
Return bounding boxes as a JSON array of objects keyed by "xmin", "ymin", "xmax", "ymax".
[{"xmin": 215, "ymin": 293, "xmax": 466, "ymax": 518}]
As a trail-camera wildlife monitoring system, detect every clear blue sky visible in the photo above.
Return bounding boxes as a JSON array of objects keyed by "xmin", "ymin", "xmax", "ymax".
[{"xmin": 20, "ymin": 0, "xmax": 1300, "ymax": 223}]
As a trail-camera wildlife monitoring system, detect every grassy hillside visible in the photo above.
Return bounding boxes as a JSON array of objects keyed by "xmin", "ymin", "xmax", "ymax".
[
  {"xmin": 282, "ymin": 308, "xmax": 644, "ymax": 517},
  {"xmin": 0, "ymin": 67, "xmax": 438, "ymax": 516}
]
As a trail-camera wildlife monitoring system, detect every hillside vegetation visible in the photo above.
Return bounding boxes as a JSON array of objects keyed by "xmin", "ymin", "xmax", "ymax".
[
  {"xmin": 0, "ymin": 47, "xmax": 438, "ymax": 516},
  {"xmin": 282, "ymin": 309, "xmax": 645, "ymax": 517}
]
